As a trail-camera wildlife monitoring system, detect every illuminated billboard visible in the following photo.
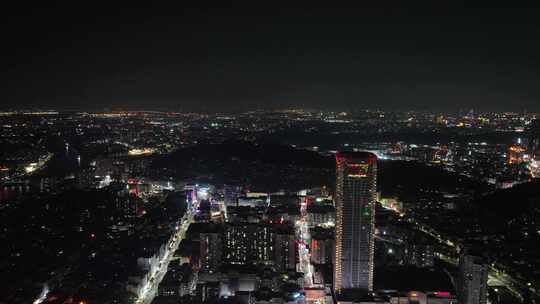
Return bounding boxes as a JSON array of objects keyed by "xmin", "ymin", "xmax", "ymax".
[{"xmin": 346, "ymin": 163, "xmax": 369, "ymax": 178}]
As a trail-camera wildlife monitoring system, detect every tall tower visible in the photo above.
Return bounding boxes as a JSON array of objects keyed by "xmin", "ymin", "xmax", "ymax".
[
  {"xmin": 334, "ymin": 152, "xmax": 377, "ymax": 293},
  {"xmin": 528, "ymin": 120, "xmax": 540, "ymax": 178}
]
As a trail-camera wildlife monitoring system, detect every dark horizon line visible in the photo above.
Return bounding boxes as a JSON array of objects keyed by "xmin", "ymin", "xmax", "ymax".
[{"xmin": 0, "ymin": 106, "xmax": 537, "ymax": 115}]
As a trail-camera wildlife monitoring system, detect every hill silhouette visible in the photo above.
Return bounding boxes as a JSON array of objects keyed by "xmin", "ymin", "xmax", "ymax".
[{"xmin": 151, "ymin": 140, "xmax": 334, "ymax": 191}]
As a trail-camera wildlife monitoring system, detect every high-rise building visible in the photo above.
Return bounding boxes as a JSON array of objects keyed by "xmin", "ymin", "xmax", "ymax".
[
  {"xmin": 527, "ymin": 120, "xmax": 540, "ymax": 178},
  {"xmin": 404, "ymin": 244, "xmax": 435, "ymax": 268},
  {"xmin": 528, "ymin": 119, "xmax": 540, "ymax": 154},
  {"xmin": 307, "ymin": 204, "xmax": 335, "ymax": 228},
  {"xmin": 458, "ymin": 255, "xmax": 488, "ymax": 304},
  {"xmin": 224, "ymin": 184, "xmax": 241, "ymax": 207},
  {"xmin": 114, "ymin": 194, "xmax": 140, "ymax": 218},
  {"xmin": 334, "ymin": 152, "xmax": 377, "ymax": 293},
  {"xmin": 273, "ymin": 225, "xmax": 297, "ymax": 272},
  {"xmin": 225, "ymin": 223, "xmax": 274, "ymax": 264},
  {"xmin": 310, "ymin": 227, "xmax": 334, "ymax": 265},
  {"xmin": 200, "ymin": 229, "xmax": 223, "ymax": 273},
  {"xmin": 76, "ymin": 166, "xmax": 97, "ymax": 190}
]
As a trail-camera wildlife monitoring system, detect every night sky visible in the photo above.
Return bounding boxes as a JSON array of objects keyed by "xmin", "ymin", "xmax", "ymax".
[{"xmin": 2, "ymin": 4, "xmax": 540, "ymax": 111}]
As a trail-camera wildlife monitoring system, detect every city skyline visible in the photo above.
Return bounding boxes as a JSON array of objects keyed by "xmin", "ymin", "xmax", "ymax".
[
  {"xmin": 2, "ymin": 3, "xmax": 540, "ymax": 304},
  {"xmin": 1, "ymin": 109, "xmax": 538, "ymax": 303}
]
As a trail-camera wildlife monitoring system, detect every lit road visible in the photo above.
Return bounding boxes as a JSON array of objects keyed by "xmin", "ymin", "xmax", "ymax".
[
  {"xmin": 296, "ymin": 198, "xmax": 316, "ymax": 288},
  {"xmin": 296, "ymin": 219, "xmax": 314, "ymax": 287},
  {"xmin": 134, "ymin": 209, "xmax": 194, "ymax": 304},
  {"xmin": 18, "ymin": 152, "xmax": 54, "ymax": 179},
  {"xmin": 32, "ymin": 284, "xmax": 49, "ymax": 304},
  {"xmin": 487, "ymin": 266, "xmax": 527, "ymax": 302}
]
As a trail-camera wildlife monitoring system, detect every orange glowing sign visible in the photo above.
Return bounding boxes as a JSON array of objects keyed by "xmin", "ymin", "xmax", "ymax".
[{"xmin": 347, "ymin": 163, "xmax": 369, "ymax": 177}]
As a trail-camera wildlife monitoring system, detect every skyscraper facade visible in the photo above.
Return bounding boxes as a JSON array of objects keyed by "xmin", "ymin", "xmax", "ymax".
[
  {"xmin": 225, "ymin": 223, "xmax": 274, "ymax": 264},
  {"xmin": 334, "ymin": 152, "xmax": 377, "ymax": 293},
  {"xmin": 528, "ymin": 120, "xmax": 540, "ymax": 178}
]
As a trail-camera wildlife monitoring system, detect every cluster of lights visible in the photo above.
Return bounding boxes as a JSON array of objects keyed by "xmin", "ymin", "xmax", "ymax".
[
  {"xmin": 507, "ymin": 145, "xmax": 527, "ymax": 165},
  {"xmin": 128, "ymin": 148, "xmax": 156, "ymax": 156},
  {"xmin": 529, "ymin": 159, "xmax": 540, "ymax": 178},
  {"xmin": 24, "ymin": 163, "xmax": 38, "ymax": 173}
]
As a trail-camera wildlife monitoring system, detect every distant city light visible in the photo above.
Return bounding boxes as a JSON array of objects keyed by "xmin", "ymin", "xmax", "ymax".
[
  {"xmin": 24, "ymin": 163, "xmax": 38, "ymax": 173},
  {"xmin": 128, "ymin": 148, "xmax": 156, "ymax": 156}
]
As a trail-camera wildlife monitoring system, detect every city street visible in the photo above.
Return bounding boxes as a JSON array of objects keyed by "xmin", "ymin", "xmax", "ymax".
[
  {"xmin": 297, "ymin": 218, "xmax": 314, "ymax": 288},
  {"xmin": 134, "ymin": 209, "xmax": 194, "ymax": 304},
  {"xmin": 297, "ymin": 198, "xmax": 315, "ymax": 289}
]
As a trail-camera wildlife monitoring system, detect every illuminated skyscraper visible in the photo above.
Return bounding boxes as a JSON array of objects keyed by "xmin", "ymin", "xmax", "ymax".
[
  {"xmin": 528, "ymin": 120, "xmax": 540, "ymax": 178},
  {"xmin": 334, "ymin": 152, "xmax": 377, "ymax": 293}
]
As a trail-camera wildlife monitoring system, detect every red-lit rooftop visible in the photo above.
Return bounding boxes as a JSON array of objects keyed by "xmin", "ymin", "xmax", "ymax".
[{"xmin": 335, "ymin": 151, "xmax": 377, "ymax": 164}]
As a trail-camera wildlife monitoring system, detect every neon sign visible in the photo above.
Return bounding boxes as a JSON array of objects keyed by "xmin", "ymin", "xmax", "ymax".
[{"xmin": 347, "ymin": 163, "xmax": 369, "ymax": 177}]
